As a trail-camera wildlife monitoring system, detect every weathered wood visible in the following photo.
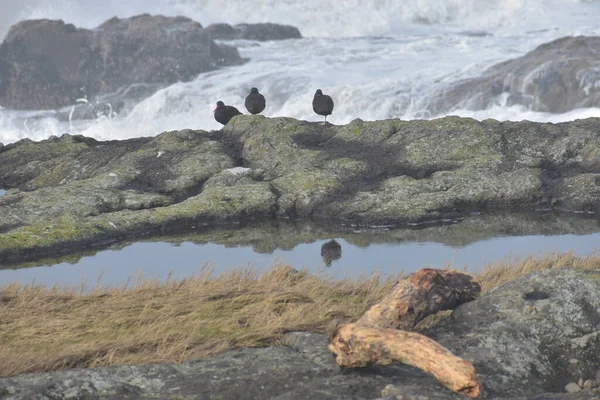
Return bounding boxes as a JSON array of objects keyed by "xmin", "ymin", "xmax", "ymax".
[
  {"xmin": 356, "ymin": 268, "xmax": 481, "ymax": 330},
  {"xmin": 328, "ymin": 323, "xmax": 481, "ymax": 398},
  {"xmin": 327, "ymin": 268, "xmax": 483, "ymax": 397}
]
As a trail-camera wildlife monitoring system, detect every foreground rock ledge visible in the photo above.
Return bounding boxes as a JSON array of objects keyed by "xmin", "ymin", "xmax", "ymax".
[
  {"xmin": 1, "ymin": 268, "xmax": 599, "ymax": 399},
  {"xmin": 1, "ymin": 115, "xmax": 600, "ymax": 262}
]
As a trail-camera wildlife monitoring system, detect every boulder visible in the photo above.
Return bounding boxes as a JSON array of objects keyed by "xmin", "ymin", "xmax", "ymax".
[
  {"xmin": 428, "ymin": 268, "xmax": 600, "ymax": 397},
  {"xmin": 1, "ymin": 269, "xmax": 599, "ymax": 399},
  {"xmin": 426, "ymin": 36, "xmax": 600, "ymax": 114},
  {"xmin": 205, "ymin": 22, "xmax": 302, "ymax": 41},
  {"xmin": 0, "ymin": 15, "xmax": 244, "ymax": 110}
]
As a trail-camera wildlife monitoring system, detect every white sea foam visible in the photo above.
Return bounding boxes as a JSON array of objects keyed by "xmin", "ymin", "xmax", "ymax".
[
  {"xmin": 1, "ymin": 0, "xmax": 600, "ymax": 144},
  {"xmin": 2, "ymin": 0, "xmax": 597, "ymax": 38},
  {"xmin": 451, "ymin": 105, "xmax": 600, "ymax": 123}
]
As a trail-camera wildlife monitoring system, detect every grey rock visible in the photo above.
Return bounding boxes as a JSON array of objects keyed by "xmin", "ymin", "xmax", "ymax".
[
  {"xmin": 1, "ymin": 269, "xmax": 600, "ymax": 399},
  {"xmin": 0, "ymin": 15, "xmax": 244, "ymax": 110},
  {"xmin": 524, "ymin": 394, "xmax": 600, "ymax": 400},
  {"xmin": 206, "ymin": 22, "xmax": 302, "ymax": 41},
  {"xmin": 2, "ymin": 115, "xmax": 600, "ymax": 262},
  {"xmin": 426, "ymin": 36, "xmax": 600, "ymax": 114},
  {"xmin": 380, "ymin": 382, "xmax": 464, "ymax": 399},
  {"xmin": 233, "ymin": 23, "xmax": 302, "ymax": 41},
  {"xmin": 0, "ymin": 339, "xmax": 432, "ymax": 400},
  {"xmin": 426, "ymin": 268, "xmax": 600, "ymax": 397},
  {"xmin": 567, "ymin": 383, "xmax": 583, "ymax": 393},
  {"xmin": 204, "ymin": 23, "xmax": 238, "ymax": 40}
]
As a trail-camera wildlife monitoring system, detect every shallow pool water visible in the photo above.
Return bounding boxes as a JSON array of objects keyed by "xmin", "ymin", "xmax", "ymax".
[{"xmin": 1, "ymin": 213, "xmax": 599, "ymax": 289}]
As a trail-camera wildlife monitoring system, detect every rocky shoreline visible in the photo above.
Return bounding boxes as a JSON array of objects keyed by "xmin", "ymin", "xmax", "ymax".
[
  {"xmin": 1, "ymin": 115, "xmax": 600, "ymax": 263},
  {"xmin": 1, "ymin": 267, "xmax": 599, "ymax": 399},
  {"xmin": 2, "ymin": 9, "xmax": 600, "ymax": 400}
]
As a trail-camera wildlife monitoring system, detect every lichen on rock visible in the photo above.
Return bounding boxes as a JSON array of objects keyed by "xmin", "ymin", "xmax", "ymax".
[{"xmin": 2, "ymin": 115, "xmax": 600, "ymax": 261}]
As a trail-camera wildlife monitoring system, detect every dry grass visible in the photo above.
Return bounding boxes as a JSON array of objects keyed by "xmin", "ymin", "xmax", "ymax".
[
  {"xmin": 477, "ymin": 250, "xmax": 600, "ymax": 291},
  {"xmin": 1, "ymin": 251, "xmax": 599, "ymax": 378},
  {"xmin": 0, "ymin": 265, "xmax": 396, "ymax": 377}
]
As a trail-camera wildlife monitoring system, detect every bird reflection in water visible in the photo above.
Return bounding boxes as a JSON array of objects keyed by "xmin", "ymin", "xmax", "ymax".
[{"xmin": 320, "ymin": 239, "xmax": 342, "ymax": 267}]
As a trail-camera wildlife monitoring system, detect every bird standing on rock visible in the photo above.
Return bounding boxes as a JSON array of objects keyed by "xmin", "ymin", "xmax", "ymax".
[
  {"xmin": 213, "ymin": 101, "xmax": 242, "ymax": 125},
  {"xmin": 245, "ymin": 87, "xmax": 266, "ymax": 115},
  {"xmin": 312, "ymin": 89, "xmax": 334, "ymax": 123}
]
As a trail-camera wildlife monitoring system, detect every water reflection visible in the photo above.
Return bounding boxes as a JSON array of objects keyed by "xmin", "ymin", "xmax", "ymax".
[
  {"xmin": 1, "ymin": 212, "xmax": 600, "ymax": 289},
  {"xmin": 0, "ymin": 189, "xmax": 6, "ymax": 196},
  {"xmin": 321, "ymin": 239, "xmax": 342, "ymax": 267}
]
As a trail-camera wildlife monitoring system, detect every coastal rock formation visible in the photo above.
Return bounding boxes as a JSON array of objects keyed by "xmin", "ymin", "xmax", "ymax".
[
  {"xmin": 205, "ymin": 22, "xmax": 302, "ymax": 41},
  {"xmin": 426, "ymin": 36, "xmax": 600, "ymax": 114},
  {"xmin": 1, "ymin": 268, "xmax": 599, "ymax": 399},
  {"xmin": 1, "ymin": 115, "xmax": 600, "ymax": 261},
  {"xmin": 0, "ymin": 15, "xmax": 244, "ymax": 110}
]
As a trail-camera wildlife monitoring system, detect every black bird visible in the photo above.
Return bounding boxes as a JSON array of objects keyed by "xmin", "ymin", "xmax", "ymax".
[
  {"xmin": 245, "ymin": 87, "xmax": 266, "ymax": 115},
  {"xmin": 213, "ymin": 101, "xmax": 242, "ymax": 125},
  {"xmin": 312, "ymin": 89, "xmax": 334, "ymax": 122},
  {"xmin": 321, "ymin": 239, "xmax": 342, "ymax": 267}
]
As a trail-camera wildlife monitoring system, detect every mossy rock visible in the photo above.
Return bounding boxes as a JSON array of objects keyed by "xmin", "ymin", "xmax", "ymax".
[{"xmin": 2, "ymin": 115, "xmax": 600, "ymax": 261}]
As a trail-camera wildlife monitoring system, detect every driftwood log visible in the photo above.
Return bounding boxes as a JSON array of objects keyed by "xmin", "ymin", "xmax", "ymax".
[
  {"xmin": 357, "ymin": 268, "xmax": 481, "ymax": 330},
  {"xmin": 329, "ymin": 324, "xmax": 481, "ymax": 398},
  {"xmin": 328, "ymin": 268, "xmax": 482, "ymax": 398}
]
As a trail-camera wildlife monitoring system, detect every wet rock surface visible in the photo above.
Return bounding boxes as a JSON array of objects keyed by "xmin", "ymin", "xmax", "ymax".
[
  {"xmin": 1, "ymin": 115, "xmax": 600, "ymax": 262},
  {"xmin": 1, "ymin": 268, "xmax": 599, "ymax": 399},
  {"xmin": 426, "ymin": 36, "xmax": 600, "ymax": 114},
  {"xmin": 0, "ymin": 15, "xmax": 245, "ymax": 110}
]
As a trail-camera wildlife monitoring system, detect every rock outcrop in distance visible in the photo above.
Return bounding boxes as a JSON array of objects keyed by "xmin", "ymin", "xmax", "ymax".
[
  {"xmin": 0, "ymin": 15, "xmax": 302, "ymax": 111},
  {"xmin": 1, "ymin": 268, "xmax": 599, "ymax": 399},
  {"xmin": 425, "ymin": 36, "xmax": 600, "ymax": 115},
  {"xmin": 0, "ymin": 115, "xmax": 600, "ymax": 262},
  {"xmin": 205, "ymin": 22, "xmax": 302, "ymax": 41}
]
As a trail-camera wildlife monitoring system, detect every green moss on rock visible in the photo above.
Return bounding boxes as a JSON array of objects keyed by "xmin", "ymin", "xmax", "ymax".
[{"xmin": 1, "ymin": 115, "xmax": 600, "ymax": 260}]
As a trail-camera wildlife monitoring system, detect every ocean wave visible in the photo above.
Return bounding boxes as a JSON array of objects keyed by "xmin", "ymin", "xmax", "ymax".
[
  {"xmin": 2, "ymin": 1, "xmax": 600, "ymax": 145},
  {"xmin": 2, "ymin": 0, "xmax": 598, "ymax": 39}
]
